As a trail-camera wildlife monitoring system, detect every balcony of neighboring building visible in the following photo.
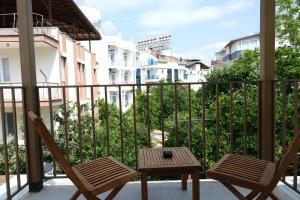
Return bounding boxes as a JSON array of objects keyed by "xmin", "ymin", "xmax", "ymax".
[{"xmin": 0, "ymin": 13, "xmax": 60, "ymax": 49}]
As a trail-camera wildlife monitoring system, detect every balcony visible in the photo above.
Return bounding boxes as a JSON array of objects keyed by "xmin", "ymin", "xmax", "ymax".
[
  {"xmin": 0, "ymin": 82, "xmax": 61, "ymax": 103},
  {"xmin": 1, "ymin": 81, "xmax": 300, "ymax": 199},
  {"xmin": 0, "ymin": 13, "xmax": 60, "ymax": 42},
  {"xmin": 146, "ymin": 74, "xmax": 160, "ymax": 81},
  {"xmin": 4, "ymin": 179, "xmax": 299, "ymax": 200}
]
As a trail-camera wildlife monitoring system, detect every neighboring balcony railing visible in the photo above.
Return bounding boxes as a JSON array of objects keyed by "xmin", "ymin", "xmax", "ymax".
[
  {"xmin": 146, "ymin": 75, "xmax": 159, "ymax": 80},
  {"xmin": 0, "ymin": 13, "xmax": 46, "ymax": 29},
  {"xmin": 0, "ymin": 80, "xmax": 300, "ymax": 199},
  {"xmin": 0, "ymin": 82, "xmax": 61, "ymax": 102}
]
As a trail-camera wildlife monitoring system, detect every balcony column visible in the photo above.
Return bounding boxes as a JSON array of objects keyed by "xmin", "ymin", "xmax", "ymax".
[
  {"xmin": 259, "ymin": 0, "xmax": 275, "ymax": 161},
  {"xmin": 16, "ymin": 0, "xmax": 43, "ymax": 191}
]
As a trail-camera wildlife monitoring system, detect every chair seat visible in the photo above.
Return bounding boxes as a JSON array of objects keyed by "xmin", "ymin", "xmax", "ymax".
[
  {"xmin": 72, "ymin": 156, "xmax": 138, "ymax": 195},
  {"xmin": 208, "ymin": 154, "xmax": 276, "ymax": 192}
]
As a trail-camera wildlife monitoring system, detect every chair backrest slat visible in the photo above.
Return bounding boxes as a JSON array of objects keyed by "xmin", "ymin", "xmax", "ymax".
[
  {"xmin": 271, "ymin": 128, "xmax": 300, "ymax": 187},
  {"xmin": 27, "ymin": 111, "xmax": 90, "ymax": 195}
]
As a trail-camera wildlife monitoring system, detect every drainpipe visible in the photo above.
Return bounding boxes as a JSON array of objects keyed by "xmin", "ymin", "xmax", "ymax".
[{"xmin": 17, "ymin": 0, "xmax": 43, "ymax": 192}]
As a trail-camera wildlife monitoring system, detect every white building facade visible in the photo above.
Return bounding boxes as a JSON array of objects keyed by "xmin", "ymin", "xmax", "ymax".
[
  {"xmin": 0, "ymin": 25, "xmax": 98, "ymax": 143},
  {"xmin": 212, "ymin": 33, "xmax": 260, "ymax": 69},
  {"xmin": 92, "ymin": 34, "xmax": 138, "ymax": 110},
  {"xmin": 137, "ymin": 50, "xmax": 189, "ymax": 84}
]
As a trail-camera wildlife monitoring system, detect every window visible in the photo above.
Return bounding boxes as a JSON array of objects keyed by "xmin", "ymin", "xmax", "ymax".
[
  {"xmin": 82, "ymin": 64, "xmax": 86, "ymax": 85},
  {"xmin": 111, "ymin": 73, "xmax": 116, "ymax": 84},
  {"xmin": 110, "ymin": 92, "xmax": 117, "ymax": 104},
  {"xmin": 250, "ymin": 39, "xmax": 258, "ymax": 49},
  {"xmin": 124, "ymin": 73, "xmax": 129, "ymax": 83},
  {"xmin": 77, "ymin": 63, "xmax": 81, "ymax": 84},
  {"xmin": 124, "ymin": 53, "xmax": 128, "ymax": 67},
  {"xmin": 124, "ymin": 92, "xmax": 129, "ymax": 106},
  {"xmin": 108, "ymin": 50, "xmax": 115, "ymax": 65},
  {"xmin": 136, "ymin": 69, "xmax": 141, "ymax": 85},
  {"xmin": 0, "ymin": 58, "xmax": 10, "ymax": 82},
  {"xmin": 184, "ymin": 71, "xmax": 188, "ymax": 80},
  {"xmin": 174, "ymin": 69, "xmax": 179, "ymax": 82},
  {"xmin": 5, "ymin": 113, "xmax": 13, "ymax": 136},
  {"xmin": 60, "ymin": 57, "xmax": 66, "ymax": 85},
  {"xmin": 148, "ymin": 59, "xmax": 158, "ymax": 66},
  {"xmin": 241, "ymin": 40, "xmax": 250, "ymax": 49},
  {"xmin": 147, "ymin": 69, "xmax": 158, "ymax": 79}
]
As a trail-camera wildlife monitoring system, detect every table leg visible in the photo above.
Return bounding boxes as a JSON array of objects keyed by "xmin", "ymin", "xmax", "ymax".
[
  {"xmin": 192, "ymin": 172, "xmax": 200, "ymax": 200},
  {"xmin": 181, "ymin": 174, "xmax": 188, "ymax": 190},
  {"xmin": 141, "ymin": 172, "xmax": 148, "ymax": 200}
]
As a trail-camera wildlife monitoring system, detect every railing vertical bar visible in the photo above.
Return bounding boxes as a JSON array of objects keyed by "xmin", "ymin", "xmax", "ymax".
[
  {"xmin": 62, "ymin": 87, "xmax": 69, "ymax": 161},
  {"xmin": 76, "ymin": 86, "xmax": 83, "ymax": 163},
  {"xmin": 146, "ymin": 85, "xmax": 151, "ymax": 147},
  {"xmin": 104, "ymin": 86, "xmax": 110, "ymax": 155},
  {"xmin": 12, "ymin": 88, "xmax": 21, "ymax": 189},
  {"xmin": 188, "ymin": 83, "xmax": 192, "ymax": 150},
  {"xmin": 174, "ymin": 84, "xmax": 179, "ymax": 146},
  {"xmin": 21, "ymin": 88, "xmax": 29, "ymax": 185},
  {"xmin": 48, "ymin": 87, "xmax": 57, "ymax": 177},
  {"xmin": 202, "ymin": 83, "xmax": 206, "ymax": 176},
  {"xmin": 293, "ymin": 81, "xmax": 298, "ymax": 190},
  {"xmin": 132, "ymin": 86, "xmax": 138, "ymax": 169},
  {"xmin": 118, "ymin": 86, "xmax": 124, "ymax": 163},
  {"xmin": 257, "ymin": 81, "xmax": 261, "ymax": 158},
  {"xmin": 216, "ymin": 83, "xmax": 220, "ymax": 160},
  {"xmin": 0, "ymin": 88, "xmax": 11, "ymax": 198},
  {"xmin": 281, "ymin": 81, "xmax": 287, "ymax": 182},
  {"xmin": 230, "ymin": 82, "xmax": 234, "ymax": 154},
  {"xmin": 243, "ymin": 82, "xmax": 248, "ymax": 155},
  {"xmin": 90, "ymin": 86, "xmax": 96, "ymax": 159},
  {"xmin": 160, "ymin": 85, "xmax": 164, "ymax": 147}
]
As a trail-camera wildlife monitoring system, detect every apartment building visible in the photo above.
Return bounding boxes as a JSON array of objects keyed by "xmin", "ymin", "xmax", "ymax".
[
  {"xmin": 0, "ymin": 2, "xmax": 101, "ymax": 143},
  {"xmin": 137, "ymin": 50, "xmax": 189, "ymax": 84},
  {"xmin": 211, "ymin": 33, "xmax": 260, "ymax": 69},
  {"xmin": 92, "ymin": 34, "xmax": 137, "ymax": 110},
  {"xmin": 136, "ymin": 49, "xmax": 210, "ymax": 89}
]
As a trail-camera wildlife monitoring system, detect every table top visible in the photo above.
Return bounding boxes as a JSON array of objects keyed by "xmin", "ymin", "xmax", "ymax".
[{"xmin": 138, "ymin": 147, "xmax": 201, "ymax": 170}]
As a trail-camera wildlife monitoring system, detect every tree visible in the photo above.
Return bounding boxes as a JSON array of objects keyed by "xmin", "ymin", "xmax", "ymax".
[{"xmin": 276, "ymin": 0, "xmax": 300, "ymax": 47}]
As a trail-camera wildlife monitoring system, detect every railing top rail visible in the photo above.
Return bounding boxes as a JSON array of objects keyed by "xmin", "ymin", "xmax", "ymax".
[
  {"xmin": 0, "ymin": 82, "xmax": 59, "ymax": 87},
  {"xmin": 36, "ymin": 81, "xmax": 262, "ymax": 88},
  {"xmin": 0, "ymin": 86, "xmax": 24, "ymax": 89},
  {"xmin": 0, "ymin": 12, "xmax": 44, "ymax": 18}
]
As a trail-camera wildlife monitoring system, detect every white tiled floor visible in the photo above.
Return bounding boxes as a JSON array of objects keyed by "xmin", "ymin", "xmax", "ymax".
[{"xmin": 16, "ymin": 179, "xmax": 300, "ymax": 200}]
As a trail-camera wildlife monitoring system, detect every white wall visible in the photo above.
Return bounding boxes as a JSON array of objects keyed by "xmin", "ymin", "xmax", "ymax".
[{"xmin": 0, "ymin": 45, "xmax": 60, "ymax": 84}]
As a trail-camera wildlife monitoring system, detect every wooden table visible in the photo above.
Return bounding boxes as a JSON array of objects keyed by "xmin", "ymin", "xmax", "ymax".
[{"xmin": 138, "ymin": 147, "xmax": 201, "ymax": 200}]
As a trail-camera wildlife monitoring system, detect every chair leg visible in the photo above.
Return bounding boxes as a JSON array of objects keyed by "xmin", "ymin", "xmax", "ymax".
[
  {"xmin": 70, "ymin": 190, "xmax": 81, "ymax": 200},
  {"xmin": 256, "ymin": 192, "xmax": 268, "ymax": 200},
  {"xmin": 246, "ymin": 191, "xmax": 260, "ymax": 199},
  {"xmin": 105, "ymin": 184, "xmax": 126, "ymax": 200},
  {"xmin": 269, "ymin": 193, "xmax": 279, "ymax": 200},
  {"xmin": 221, "ymin": 182, "xmax": 247, "ymax": 200}
]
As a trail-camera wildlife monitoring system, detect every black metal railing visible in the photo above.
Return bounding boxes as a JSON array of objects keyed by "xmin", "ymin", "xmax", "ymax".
[
  {"xmin": 0, "ymin": 86, "xmax": 28, "ymax": 200},
  {"xmin": 0, "ymin": 81, "xmax": 299, "ymax": 199}
]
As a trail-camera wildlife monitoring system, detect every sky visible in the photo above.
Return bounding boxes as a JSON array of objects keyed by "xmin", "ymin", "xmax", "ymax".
[{"xmin": 75, "ymin": 0, "xmax": 260, "ymax": 65}]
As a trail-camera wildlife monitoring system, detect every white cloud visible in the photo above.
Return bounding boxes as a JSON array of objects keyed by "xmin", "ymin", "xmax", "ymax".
[
  {"xmin": 79, "ymin": 6, "xmax": 102, "ymax": 28},
  {"xmin": 101, "ymin": 20, "xmax": 118, "ymax": 35},
  {"xmin": 219, "ymin": 20, "xmax": 240, "ymax": 28},
  {"xmin": 138, "ymin": 0, "xmax": 253, "ymax": 29},
  {"xmin": 175, "ymin": 41, "xmax": 227, "ymax": 65},
  {"xmin": 79, "ymin": 0, "xmax": 143, "ymax": 15}
]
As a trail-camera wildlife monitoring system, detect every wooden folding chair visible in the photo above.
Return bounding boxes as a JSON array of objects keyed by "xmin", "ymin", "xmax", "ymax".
[
  {"xmin": 28, "ymin": 111, "xmax": 138, "ymax": 200},
  {"xmin": 208, "ymin": 128, "xmax": 300, "ymax": 200}
]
